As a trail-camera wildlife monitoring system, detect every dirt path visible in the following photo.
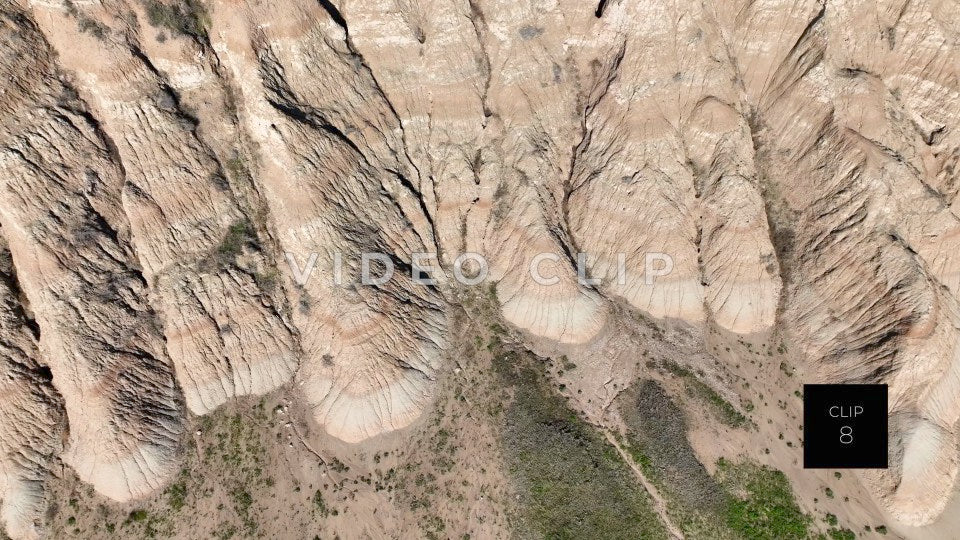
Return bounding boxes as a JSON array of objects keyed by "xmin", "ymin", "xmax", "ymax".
[{"xmin": 604, "ymin": 431, "xmax": 685, "ymax": 540}]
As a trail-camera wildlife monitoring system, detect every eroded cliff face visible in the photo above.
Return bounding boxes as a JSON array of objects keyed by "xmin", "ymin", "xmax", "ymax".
[{"xmin": 0, "ymin": 0, "xmax": 957, "ymax": 536}]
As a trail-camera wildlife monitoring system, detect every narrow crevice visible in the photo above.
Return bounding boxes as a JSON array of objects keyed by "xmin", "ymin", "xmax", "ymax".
[
  {"xmin": 758, "ymin": 1, "xmax": 826, "ymax": 111},
  {"xmin": 387, "ymin": 169, "xmax": 443, "ymax": 256},
  {"xmin": 0, "ymin": 239, "xmax": 41, "ymax": 341},
  {"xmin": 595, "ymin": 0, "xmax": 609, "ymax": 17},
  {"xmin": 556, "ymin": 41, "xmax": 626, "ymax": 289},
  {"xmin": 265, "ymin": 97, "xmax": 374, "ymax": 169},
  {"xmin": 465, "ymin": 0, "xmax": 493, "ymax": 120},
  {"xmin": 316, "ymin": 0, "xmax": 348, "ymax": 33},
  {"xmin": 127, "ymin": 43, "xmax": 201, "ymax": 132}
]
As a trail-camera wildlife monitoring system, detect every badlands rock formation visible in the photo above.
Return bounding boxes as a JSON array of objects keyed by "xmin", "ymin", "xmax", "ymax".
[
  {"xmin": 0, "ymin": 240, "xmax": 62, "ymax": 540},
  {"xmin": 0, "ymin": 6, "xmax": 183, "ymax": 507},
  {"xmin": 0, "ymin": 0, "xmax": 956, "ymax": 536}
]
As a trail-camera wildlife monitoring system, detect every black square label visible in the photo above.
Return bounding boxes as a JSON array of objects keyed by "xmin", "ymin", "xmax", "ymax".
[{"xmin": 803, "ymin": 384, "xmax": 888, "ymax": 468}]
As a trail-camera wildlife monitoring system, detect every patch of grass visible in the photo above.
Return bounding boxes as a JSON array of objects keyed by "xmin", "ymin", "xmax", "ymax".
[
  {"xmin": 716, "ymin": 459, "xmax": 809, "ymax": 539},
  {"xmin": 64, "ymin": 0, "xmax": 108, "ymax": 39},
  {"xmin": 491, "ymin": 348, "xmax": 668, "ymax": 539},
  {"xmin": 619, "ymin": 380, "xmax": 755, "ymax": 538},
  {"xmin": 253, "ymin": 268, "xmax": 279, "ymax": 293},
  {"xmin": 619, "ymin": 380, "xmax": 724, "ymax": 511},
  {"xmin": 231, "ymin": 488, "xmax": 253, "ymax": 515},
  {"xmin": 165, "ymin": 475, "xmax": 188, "ymax": 511},
  {"xmin": 328, "ymin": 458, "xmax": 349, "ymax": 473},
  {"xmin": 203, "ymin": 219, "xmax": 260, "ymax": 272},
  {"xmin": 224, "ymin": 154, "xmax": 251, "ymax": 183},
  {"xmin": 490, "ymin": 182, "xmax": 510, "ymax": 224},
  {"xmin": 77, "ymin": 16, "xmax": 108, "ymax": 39}
]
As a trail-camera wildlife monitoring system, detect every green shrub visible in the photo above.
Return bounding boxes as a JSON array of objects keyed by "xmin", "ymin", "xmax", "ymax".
[
  {"xmin": 128, "ymin": 509, "xmax": 149, "ymax": 522},
  {"xmin": 166, "ymin": 479, "xmax": 187, "ymax": 511},
  {"xmin": 829, "ymin": 527, "xmax": 856, "ymax": 540},
  {"xmin": 218, "ymin": 220, "xmax": 255, "ymax": 258},
  {"xmin": 312, "ymin": 490, "xmax": 329, "ymax": 516},
  {"xmin": 143, "ymin": 0, "xmax": 209, "ymax": 38}
]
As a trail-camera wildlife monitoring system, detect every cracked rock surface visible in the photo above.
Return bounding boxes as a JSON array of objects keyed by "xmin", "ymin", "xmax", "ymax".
[{"xmin": 0, "ymin": 0, "xmax": 957, "ymax": 536}]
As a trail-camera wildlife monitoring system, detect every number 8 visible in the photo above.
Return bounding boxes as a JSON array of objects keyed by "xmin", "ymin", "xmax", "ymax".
[{"xmin": 840, "ymin": 425, "xmax": 853, "ymax": 444}]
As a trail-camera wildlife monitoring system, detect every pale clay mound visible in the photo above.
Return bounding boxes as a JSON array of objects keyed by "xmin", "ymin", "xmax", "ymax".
[{"xmin": 0, "ymin": 0, "xmax": 957, "ymax": 536}]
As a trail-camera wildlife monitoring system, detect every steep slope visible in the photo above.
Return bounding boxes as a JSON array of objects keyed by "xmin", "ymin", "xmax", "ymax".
[
  {"xmin": 0, "ymin": 0, "xmax": 957, "ymax": 537},
  {"xmin": 0, "ymin": 4, "xmax": 182, "ymax": 503}
]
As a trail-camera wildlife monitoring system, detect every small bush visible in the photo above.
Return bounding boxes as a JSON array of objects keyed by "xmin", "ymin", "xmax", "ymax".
[
  {"xmin": 313, "ymin": 490, "xmax": 329, "ymax": 516},
  {"xmin": 128, "ymin": 509, "xmax": 149, "ymax": 522},
  {"xmin": 143, "ymin": 0, "xmax": 209, "ymax": 38},
  {"xmin": 78, "ymin": 17, "xmax": 107, "ymax": 39},
  {"xmin": 212, "ymin": 219, "xmax": 258, "ymax": 268}
]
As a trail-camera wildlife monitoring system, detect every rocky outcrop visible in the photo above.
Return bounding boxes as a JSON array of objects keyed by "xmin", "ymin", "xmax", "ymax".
[
  {"xmin": 28, "ymin": 0, "xmax": 299, "ymax": 418},
  {"xmin": 206, "ymin": 0, "xmax": 447, "ymax": 442},
  {"xmin": 0, "ymin": 4, "xmax": 182, "ymax": 504},
  {"xmin": 0, "ymin": 239, "xmax": 62, "ymax": 540},
  {"xmin": 0, "ymin": 0, "xmax": 957, "ymax": 535}
]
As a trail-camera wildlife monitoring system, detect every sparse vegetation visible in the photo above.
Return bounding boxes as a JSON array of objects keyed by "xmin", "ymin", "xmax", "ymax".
[
  {"xmin": 142, "ymin": 0, "xmax": 210, "ymax": 38},
  {"xmin": 617, "ymin": 379, "xmax": 741, "ymax": 538},
  {"xmin": 218, "ymin": 220, "xmax": 256, "ymax": 260},
  {"xmin": 716, "ymin": 459, "xmax": 810, "ymax": 539},
  {"xmin": 77, "ymin": 17, "xmax": 108, "ymax": 39},
  {"xmin": 663, "ymin": 361, "xmax": 748, "ymax": 428},
  {"xmin": 490, "ymin": 182, "xmax": 509, "ymax": 224},
  {"xmin": 224, "ymin": 154, "xmax": 251, "ymax": 184},
  {"xmin": 165, "ymin": 474, "xmax": 188, "ymax": 511},
  {"xmin": 63, "ymin": 0, "xmax": 108, "ymax": 39},
  {"xmin": 312, "ymin": 490, "xmax": 329, "ymax": 517},
  {"xmin": 828, "ymin": 527, "xmax": 856, "ymax": 540},
  {"xmin": 489, "ymin": 343, "xmax": 667, "ymax": 538}
]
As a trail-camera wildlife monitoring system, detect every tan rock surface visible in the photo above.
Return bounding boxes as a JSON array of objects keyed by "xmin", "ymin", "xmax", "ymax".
[
  {"xmin": 0, "ymin": 0, "xmax": 957, "ymax": 536},
  {"xmin": 0, "ymin": 4, "xmax": 182, "ymax": 504},
  {"xmin": 0, "ymin": 239, "xmax": 62, "ymax": 539},
  {"xmin": 27, "ymin": 0, "xmax": 299, "ymax": 417}
]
